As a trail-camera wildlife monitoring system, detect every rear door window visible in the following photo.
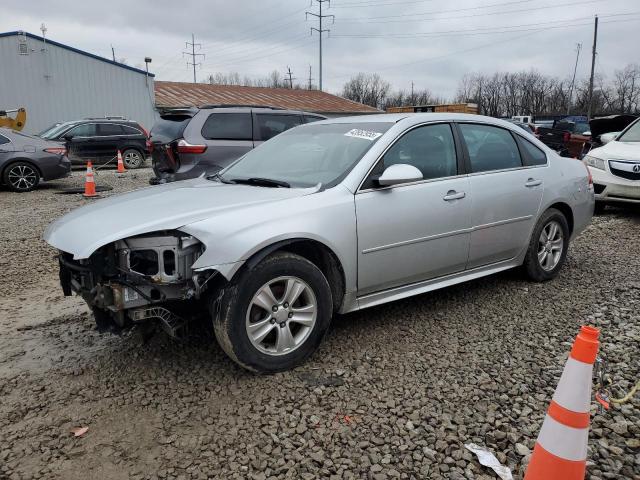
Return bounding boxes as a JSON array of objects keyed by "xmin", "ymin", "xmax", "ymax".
[
  {"xmin": 255, "ymin": 114, "xmax": 303, "ymax": 141},
  {"xmin": 201, "ymin": 113, "xmax": 252, "ymax": 141},
  {"xmin": 67, "ymin": 123, "xmax": 96, "ymax": 137},
  {"xmin": 0, "ymin": 134, "xmax": 10, "ymax": 145},
  {"xmin": 459, "ymin": 124, "xmax": 523, "ymax": 173},
  {"xmin": 98, "ymin": 124, "xmax": 124, "ymax": 136},
  {"xmin": 517, "ymin": 137, "xmax": 548, "ymax": 166}
]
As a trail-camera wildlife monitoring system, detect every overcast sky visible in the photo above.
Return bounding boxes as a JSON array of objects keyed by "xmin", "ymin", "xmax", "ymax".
[{"xmin": 2, "ymin": 0, "xmax": 639, "ymax": 98}]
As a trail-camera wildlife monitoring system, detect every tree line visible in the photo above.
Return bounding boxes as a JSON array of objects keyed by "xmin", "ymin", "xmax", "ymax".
[
  {"xmin": 203, "ymin": 70, "xmax": 316, "ymax": 90},
  {"xmin": 340, "ymin": 65, "xmax": 640, "ymax": 116}
]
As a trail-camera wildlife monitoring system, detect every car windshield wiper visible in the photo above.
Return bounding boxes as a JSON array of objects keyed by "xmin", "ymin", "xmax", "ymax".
[
  {"xmin": 206, "ymin": 173, "xmax": 233, "ymax": 184},
  {"xmin": 229, "ymin": 177, "xmax": 290, "ymax": 188}
]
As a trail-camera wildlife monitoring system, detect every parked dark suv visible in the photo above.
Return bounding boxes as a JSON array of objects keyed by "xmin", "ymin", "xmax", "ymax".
[
  {"xmin": 38, "ymin": 117, "xmax": 150, "ymax": 168},
  {"xmin": 150, "ymin": 105, "xmax": 326, "ymax": 183}
]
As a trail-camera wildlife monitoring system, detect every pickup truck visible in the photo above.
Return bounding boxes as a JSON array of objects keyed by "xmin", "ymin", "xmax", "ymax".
[{"xmin": 535, "ymin": 117, "xmax": 591, "ymax": 158}]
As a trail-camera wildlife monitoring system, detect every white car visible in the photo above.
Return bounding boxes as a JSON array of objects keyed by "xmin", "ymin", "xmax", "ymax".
[{"xmin": 584, "ymin": 117, "xmax": 640, "ymax": 212}]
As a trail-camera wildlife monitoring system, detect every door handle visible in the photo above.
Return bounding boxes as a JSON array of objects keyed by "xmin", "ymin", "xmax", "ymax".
[
  {"xmin": 525, "ymin": 178, "xmax": 542, "ymax": 187},
  {"xmin": 443, "ymin": 190, "xmax": 466, "ymax": 201}
]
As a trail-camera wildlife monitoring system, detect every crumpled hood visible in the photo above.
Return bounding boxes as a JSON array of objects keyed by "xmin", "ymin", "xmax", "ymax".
[
  {"xmin": 591, "ymin": 141, "xmax": 640, "ymax": 161},
  {"xmin": 43, "ymin": 178, "xmax": 316, "ymax": 259}
]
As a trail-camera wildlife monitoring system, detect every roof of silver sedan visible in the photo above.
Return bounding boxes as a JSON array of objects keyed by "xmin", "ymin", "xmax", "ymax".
[{"xmin": 321, "ymin": 113, "xmax": 516, "ymax": 127}]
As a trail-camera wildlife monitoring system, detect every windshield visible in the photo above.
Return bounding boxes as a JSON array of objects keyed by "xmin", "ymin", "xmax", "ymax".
[
  {"xmin": 219, "ymin": 122, "xmax": 393, "ymax": 188},
  {"xmin": 39, "ymin": 122, "xmax": 76, "ymax": 139},
  {"xmin": 617, "ymin": 119, "xmax": 640, "ymax": 142}
]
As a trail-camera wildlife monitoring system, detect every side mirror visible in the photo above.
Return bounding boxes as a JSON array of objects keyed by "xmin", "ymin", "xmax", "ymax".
[{"xmin": 375, "ymin": 164, "xmax": 423, "ymax": 187}]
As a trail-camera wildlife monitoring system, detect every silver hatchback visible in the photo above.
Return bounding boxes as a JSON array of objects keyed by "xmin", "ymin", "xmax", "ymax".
[{"xmin": 44, "ymin": 114, "xmax": 594, "ymax": 372}]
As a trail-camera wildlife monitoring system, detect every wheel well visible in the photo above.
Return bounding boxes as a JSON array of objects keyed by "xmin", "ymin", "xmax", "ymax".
[
  {"xmin": 548, "ymin": 202, "xmax": 574, "ymax": 234},
  {"xmin": 2, "ymin": 159, "xmax": 42, "ymax": 181},
  {"xmin": 242, "ymin": 239, "xmax": 346, "ymax": 313}
]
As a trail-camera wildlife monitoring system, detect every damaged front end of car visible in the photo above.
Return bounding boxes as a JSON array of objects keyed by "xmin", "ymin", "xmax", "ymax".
[{"xmin": 58, "ymin": 231, "xmax": 219, "ymax": 337}]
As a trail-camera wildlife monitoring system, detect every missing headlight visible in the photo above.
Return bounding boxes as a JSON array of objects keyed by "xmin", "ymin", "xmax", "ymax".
[{"xmin": 130, "ymin": 250, "xmax": 159, "ymax": 276}]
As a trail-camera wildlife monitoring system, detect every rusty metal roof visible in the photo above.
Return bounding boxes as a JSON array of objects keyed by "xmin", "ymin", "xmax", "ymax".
[{"xmin": 154, "ymin": 81, "xmax": 381, "ymax": 114}]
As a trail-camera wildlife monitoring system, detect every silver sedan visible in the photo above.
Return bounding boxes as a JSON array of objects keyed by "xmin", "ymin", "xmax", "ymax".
[{"xmin": 44, "ymin": 113, "xmax": 594, "ymax": 372}]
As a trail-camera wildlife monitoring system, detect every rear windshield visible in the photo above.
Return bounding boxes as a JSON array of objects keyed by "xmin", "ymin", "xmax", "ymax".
[{"xmin": 151, "ymin": 115, "xmax": 192, "ymax": 142}]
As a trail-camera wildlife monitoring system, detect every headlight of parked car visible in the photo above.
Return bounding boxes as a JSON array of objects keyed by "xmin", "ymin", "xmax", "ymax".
[{"xmin": 583, "ymin": 155, "xmax": 605, "ymax": 170}]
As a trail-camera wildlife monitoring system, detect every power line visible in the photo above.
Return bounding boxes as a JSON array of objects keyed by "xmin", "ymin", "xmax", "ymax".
[
  {"xmin": 567, "ymin": 43, "xmax": 582, "ymax": 115},
  {"xmin": 337, "ymin": 0, "xmax": 615, "ymax": 24},
  {"xmin": 183, "ymin": 33, "xmax": 205, "ymax": 83},
  {"xmin": 307, "ymin": 0, "xmax": 335, "ymax": 91},
  {"xmin": 330, "ymin": 13, "xmax": 640, "ymax": 39}
]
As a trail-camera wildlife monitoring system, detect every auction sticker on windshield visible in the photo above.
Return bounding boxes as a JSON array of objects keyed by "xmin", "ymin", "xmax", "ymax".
[{"xmin": 344, "ymin": 129, "xmax": 383, "ymax": 141}]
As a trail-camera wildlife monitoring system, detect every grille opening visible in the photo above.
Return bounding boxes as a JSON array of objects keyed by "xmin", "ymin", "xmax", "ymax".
[
  {"xmin": 163, "ymin": 250, "xmax": 176, "ymax": 275},
  {"xmin": 129, "ymin": 250, "xmax": 158, "ymax": 276},
  {"xmin": 593, "ymin": 183, "xmax": 606, "ymax": 194}
]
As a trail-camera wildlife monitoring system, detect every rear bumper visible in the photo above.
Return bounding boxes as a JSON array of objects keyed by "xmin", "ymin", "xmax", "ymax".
[
  {"xmin": 42, "ymin": 157, "xmax": 72, "ymax": 181},
  {"xmin": 590, "ymin": 166, "xmax": 640, "ymax": 203}
]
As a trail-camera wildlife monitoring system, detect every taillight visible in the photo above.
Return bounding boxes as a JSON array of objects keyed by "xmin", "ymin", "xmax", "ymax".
[
  {"xmin": 563, "ymin": 132, "xmax": 571, "ymax": 143},
  {"xmin": 177, "ymin": 139, "xmax": 207, "ymax": 154},
  {"xmin": 584, "ymin": 162, "xmax": 593, "ymax": 185},
  {"xmin": 44, "ymin": 147, "xmax": 67, "ymax": 155},
  {"xmin": 146, "ymin": 138, "xmax": 153, "ymax": 152}
]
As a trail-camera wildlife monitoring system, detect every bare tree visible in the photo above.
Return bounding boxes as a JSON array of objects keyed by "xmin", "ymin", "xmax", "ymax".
[{"xmin": 341, "ymin": 73, "xmax": 391, "ymax": 109}]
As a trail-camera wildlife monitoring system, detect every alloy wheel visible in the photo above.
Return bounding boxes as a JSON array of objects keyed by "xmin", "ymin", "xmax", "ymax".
[
  {"xmin": 123, "ymin": 151, "xmax": 142, "ymax": 168},
  {"xmin": 538, "ymin": 220, "xmax": 564, "ymax": 271},
  {"xmin": 8, "ymin": 165, "xmax": 38, "ymax": 191},
  {"xmin": 245, "ymin": 276, "xmax": 317, "ymax": 356}
]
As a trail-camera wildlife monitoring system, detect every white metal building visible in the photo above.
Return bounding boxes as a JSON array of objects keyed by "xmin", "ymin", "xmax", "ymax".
[{"xmin": 0, "ymin": 31, "xmax": 156, "ymax": 134}]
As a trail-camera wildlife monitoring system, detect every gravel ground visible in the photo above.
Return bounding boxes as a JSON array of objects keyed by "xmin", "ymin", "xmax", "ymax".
[{"xmin": 0, "ymin": 168, "xmax": 638, "ymax": 480}]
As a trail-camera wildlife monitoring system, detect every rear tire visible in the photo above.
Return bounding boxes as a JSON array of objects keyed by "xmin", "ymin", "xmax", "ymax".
[
  {"xmin": 122, "ymin": 149, "xmax": 144, "ymax": 169},
  {"xmin": 523, "ymin": 208, "xmax": 570, "ymax": 282},
  {"xmin": 213, "ymin": 252, "xmax": 332, "ymax": 373},
  {"xmin": 3, "ymin": 161, "xmax": 40, "ymax": 192}
]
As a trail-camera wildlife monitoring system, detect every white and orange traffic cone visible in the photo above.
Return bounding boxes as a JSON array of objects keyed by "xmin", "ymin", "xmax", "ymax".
[
  {"xmin": 524, "ymin": 325, "xmax": 600, "ymax": 480},
  {"xmin": 83, "ymin": 161, "xmax": 98, "ymax": 198},
  {"xmin": 116, "ymin": 150, "xmax": 126, "ymax": 175}
]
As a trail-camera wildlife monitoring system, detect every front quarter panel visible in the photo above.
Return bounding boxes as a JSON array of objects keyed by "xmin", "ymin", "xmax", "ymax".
[{"xmin": 180, "ymin": 185, "xmax": 358, "ymax": 297}]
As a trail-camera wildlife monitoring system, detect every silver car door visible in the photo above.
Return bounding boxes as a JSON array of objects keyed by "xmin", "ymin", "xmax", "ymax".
[
  {"xmin": 457, "ymin": 123, "xmax": 545, "ymax": 269},
  {"xmin": 355, "ymin": 123, "xmax": 472, "ymax": 296}
]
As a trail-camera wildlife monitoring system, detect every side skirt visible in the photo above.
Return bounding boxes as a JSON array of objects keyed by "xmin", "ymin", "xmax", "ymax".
[{"xmin": 347, "ymin": 259, "xmax": 521, "ymax": 313}]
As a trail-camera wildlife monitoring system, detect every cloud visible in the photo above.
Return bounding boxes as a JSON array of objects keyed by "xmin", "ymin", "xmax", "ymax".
[{"xmin": 1, "ymin": 0, "xmax": 638, "ymax": 97}]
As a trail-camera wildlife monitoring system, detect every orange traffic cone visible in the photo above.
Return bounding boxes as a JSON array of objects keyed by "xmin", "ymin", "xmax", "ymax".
[
  {"xmin": 524, "ymin": 326, "xmax": 600, "ymax": 480},
  {"xmin": 116, "ymin": 150, "xmax": 126, "ymax": 174},
  {"xmin": 83, "ymin": 161, "xmax": 98, "ymax": 198}
]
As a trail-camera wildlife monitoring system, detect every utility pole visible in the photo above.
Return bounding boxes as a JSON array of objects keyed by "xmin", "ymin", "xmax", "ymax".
[
  {"xmin": 411, "ymin": 81, "xmax": 415, "ymax": 103},
  {"xmin": 285, "ymin": 66, "xmax": 295, "ymax": 89},
  {"xmin": 587, "ymin": 16, "xmax": 598, "ymax": 120},
  {"xmin": 183, "ymin": 33, "xmax": 205, "ymax": 83},
  {"xmin": 308, "ymin": 65, "xmax": 313, "ymax": 90},
  {"xmin": 307, "ymin": 0, "xmax": 334, "ymax": 91},
  {"xmin": 111, "ymin": 44, "xmax": 116, "ymax": 62},
  {"xmin": 566, "ymin": 43, "xmax": 582, "ymax": 115}
]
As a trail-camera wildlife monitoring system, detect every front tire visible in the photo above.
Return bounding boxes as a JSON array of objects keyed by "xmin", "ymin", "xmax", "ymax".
[
  {"xmin": 594, "ymin": 202, "xmax": 607, "ymax": 215},
  {"xmin": 523, "ymin": 208, "xmax": 570, "ymax": 282},
  {"xmin": 3, "ymin": 161, "xmax": 40, "ymax": 192},
  {"xmin": 213, "ymin": 252, "xmax": 332, "ymax": 373}
]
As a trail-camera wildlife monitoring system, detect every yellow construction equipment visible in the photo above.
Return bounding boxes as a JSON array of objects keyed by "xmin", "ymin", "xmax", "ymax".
[{"xmin": 0, "ymin": 108, "xmax": 27, "ymax": 131}]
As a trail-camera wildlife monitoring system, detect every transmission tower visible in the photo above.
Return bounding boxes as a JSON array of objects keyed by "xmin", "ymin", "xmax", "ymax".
[
  {"xmin": 183, "ymin": 33, "xmax": 205, "ymax": 83},
  {"xmin": 306, "ymin": 0, "xmax": 334, "ymax": 91}
]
